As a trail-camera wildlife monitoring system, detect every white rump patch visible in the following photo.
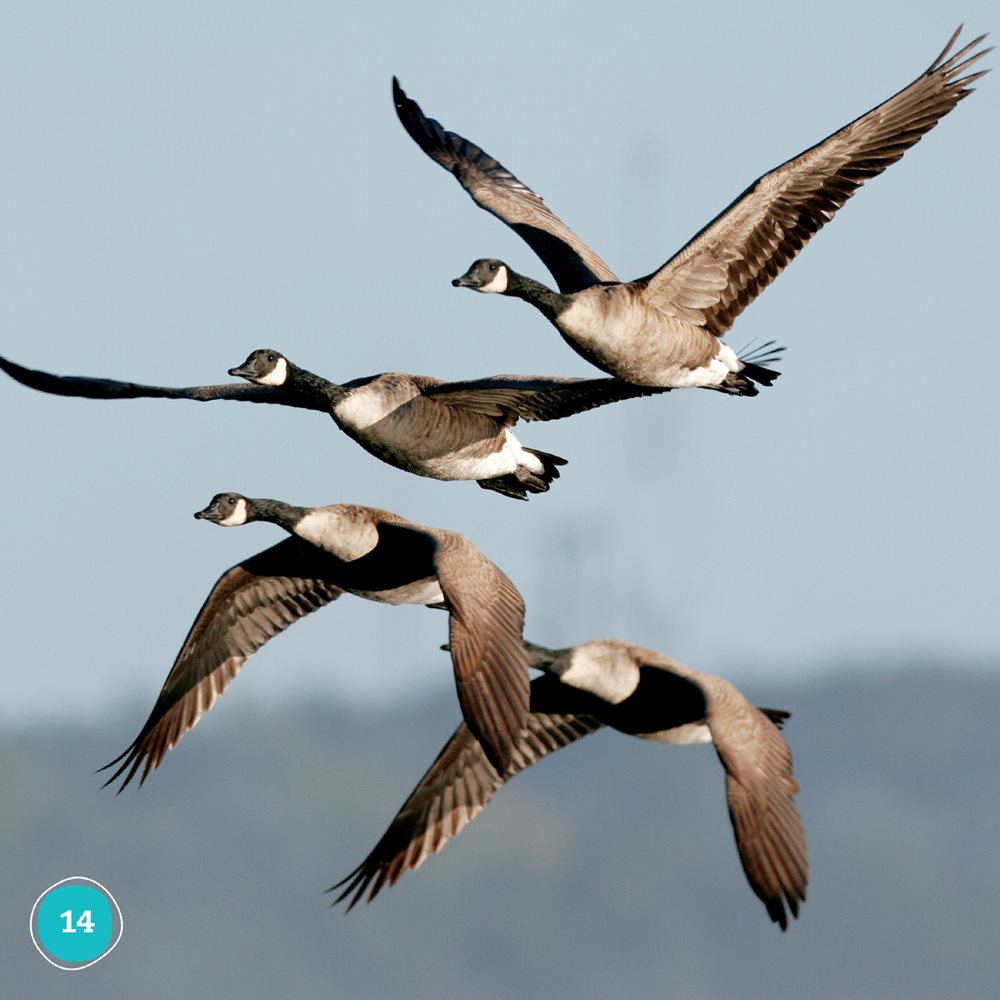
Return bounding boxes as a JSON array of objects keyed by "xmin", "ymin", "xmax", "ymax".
[
  {"xmin": 217, "ymin": 497, "xmax": 249, "ymax": 527},
  {"xmin": 668, "ymin": 343, "xmax": 741, "ymax": 388},
  {"xmin": 469, "ymin": 429, "xmax": 539, "ymax": 478},
  {"xmin": 509, "ymin": 430, "xmax": 544, "ymax": 473}
]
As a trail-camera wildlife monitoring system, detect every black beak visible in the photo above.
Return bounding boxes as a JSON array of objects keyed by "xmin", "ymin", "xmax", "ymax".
[
  {"xmin": 228, "ymin": 364, "xmax": 257, "ymax": 379},
  {"xmin": 452, "ymin": 269, "xmax": 480, "ymax": 289},
  {"xmin": 194, "ymin": 503, "xmax": 223, "ymax": 521}
]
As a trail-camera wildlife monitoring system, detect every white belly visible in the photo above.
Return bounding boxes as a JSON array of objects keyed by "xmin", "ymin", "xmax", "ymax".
[
  {"xmin": 641, "ymin": 723, "xmax": 713, "ymax": 745},
  {"xmin": 418, "ymin": 429, "xmax": 540, "ymax": 480}
]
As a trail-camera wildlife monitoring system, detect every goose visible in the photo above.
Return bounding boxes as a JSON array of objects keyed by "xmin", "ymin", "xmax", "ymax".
[
  {"xmin": 395, "ymin": 27, "xmax": 989, "ymax": 392},
  {"xmin": 331, "ymin": 639, "xmax": 807, "ymax": 930},
  {"xmin": 101, "ymin": 492, "xmax": 530, "ymax": 786},
  {"xmin": 0, "ymin": 349, "xmax": 668, "ymax": 500}
]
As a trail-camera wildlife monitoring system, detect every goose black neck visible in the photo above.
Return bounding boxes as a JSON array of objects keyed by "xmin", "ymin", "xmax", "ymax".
[
  {"xmin": 244, "ymin": 497, "xmax": 311, "ymax": 532},
  {"xmin": 505, "ymin": 270, "xmax": 572, "ymax": 321},
  {"xmin": 523, "ymin": 641, "xmax": 563, "ymax": 669},
  {"xmin": 285, "ymin": 363, "xmax": 347, "ymax": 405}
]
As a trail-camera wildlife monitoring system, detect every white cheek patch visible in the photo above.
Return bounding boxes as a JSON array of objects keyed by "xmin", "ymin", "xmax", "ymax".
[
  {"xmin": 218, "ymin": 497, "xmax": 249, "ymax": 526},
  {"xmin": 479, "ymin": 267, "xmax": 508, "ymax": 294},
  {"xmin": 257, "ymin": 356, "xmax": 288, "ymax": 386}
]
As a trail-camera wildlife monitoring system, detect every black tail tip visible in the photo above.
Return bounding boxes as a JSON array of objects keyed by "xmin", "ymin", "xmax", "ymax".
[
  {"xmin": 737, "ymin": 339, "xmax": 785, "ymax": 389},
  {"xmin": 742, "ymin": 362, "xmax": 781, "ymax": 388}
]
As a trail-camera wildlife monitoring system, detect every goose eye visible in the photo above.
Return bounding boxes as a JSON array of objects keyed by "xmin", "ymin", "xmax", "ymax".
[{"xmin": 267, "ymin": 354, "xmax": 276, "ymax": 362}]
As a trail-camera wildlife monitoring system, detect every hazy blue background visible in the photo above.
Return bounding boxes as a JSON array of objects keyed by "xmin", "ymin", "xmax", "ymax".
[
  {"xmin": 4, "ymin": 673, "xmax": 1000, "ymax": 1000},
  {"xmin": 1, "ymin": 3, "xmax": 996, "ymax": 725},
  {"xmin": 0, "ymin": 0, "xmax": 997, "ymax": 994}
]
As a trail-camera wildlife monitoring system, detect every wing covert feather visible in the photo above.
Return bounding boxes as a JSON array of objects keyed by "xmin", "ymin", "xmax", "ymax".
[
  {"xmin": 641, "ymin": 28, "xmax": 990, "ymax": 338},
  {"xmin": 0, "ymin": 354, "xmax": 323, "ymax": 411},
  {"xmin": 426, "ymin": 374, "xmax": 668, "ymax": 422},
  {"xmin": 431, "ymin": 531, "xmax": 531, "ymax": 773},
  {"xmin": 701, "ymin": 677, "xmax": 808, "ymax": 929},
  {"xmin": 101, "ymin": 539, "xmax": 344, "ymax": 791},
  {"xmin": 331, "ymin": 691, "xmax": 602, "ymax": 910},
  {"xmin": 393, "ymin": 78, "xmax": 618, "ymax": 293}
]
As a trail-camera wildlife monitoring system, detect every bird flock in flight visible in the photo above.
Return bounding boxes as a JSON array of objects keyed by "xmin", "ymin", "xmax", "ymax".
[{"xmin": 3, "ymin": 27, "xmax": 988, "ymax": 931}]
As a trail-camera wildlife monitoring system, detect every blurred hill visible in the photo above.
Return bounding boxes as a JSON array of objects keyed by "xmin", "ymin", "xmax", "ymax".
[{"xmin": 2, "ymin": 661, "xmax": 998, "ymax": 1000}]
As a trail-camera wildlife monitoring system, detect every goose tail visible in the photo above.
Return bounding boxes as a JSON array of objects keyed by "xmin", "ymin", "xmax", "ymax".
[
  {"xmin": 477, "ymin": 448, "xmax": 568, "ymax": 500},
  {"xmin": 739, "ymin": 339, "xmax": 784, "ymax": 389},
  {"xmin": 715, "ymin": 340, "xmax": 785, "ymax": 395},
  {"xmin": 759, "ymin": 707, "xmax": 791, "ymax": 730}
]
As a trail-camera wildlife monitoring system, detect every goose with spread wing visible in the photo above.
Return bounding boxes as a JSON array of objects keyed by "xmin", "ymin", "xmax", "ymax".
[
  {"xmin": 396, "ymin": 28, "xmax": 989, "ymax": 394},
  {"xmin": 331, "ymin": 639, "xmax": 807, "ymax": 930},
  {"xmin": 0, "ymin": 349, "xmax": 667, "ymax": 500},
  {"xmin": 101, "ymin": 493, "xmax": 530, "ymax": 786}
]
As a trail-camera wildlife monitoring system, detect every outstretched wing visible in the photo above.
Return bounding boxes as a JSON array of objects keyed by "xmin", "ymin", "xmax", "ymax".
[
  {"xmin": 426, "ymin": 374, "xmax": 668, "ymax": 423},
  {"xmin": 101, "ymin": 539, "xmax": 344, "ymax": 791},
  {"xmin": 331, "ymin": 676, "xmax": 602, "ymax": 910},
  {"xmin": 638, "ymin": 28, "xmax": 990, "ymax": 336},
  {"xmin": 429, "ymin": 530, "xmax": 531, "ymax": 774},
  {"xmin": 0, "ymin": 354, "xmax": 324, "ymax": 411},
  {"xmin": 700, "ymin": 675, "xmax": 808, "ymax": 930},
  {"xmin": 394, "ymin": 77, "xmax": 618, "ymax": 293}
]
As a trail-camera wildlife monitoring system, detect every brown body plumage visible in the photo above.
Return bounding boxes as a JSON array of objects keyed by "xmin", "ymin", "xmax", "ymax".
[
  {"xmin": 403, "ymin": 28, "xmax": 989, "ymax": 391},
  {"xmin": 332, "ymin": 639, "xmax": 807, "ymax": 930},
  {"xmin": 101, "ymin": 494, "xmax": 531, "ymax": 787}
]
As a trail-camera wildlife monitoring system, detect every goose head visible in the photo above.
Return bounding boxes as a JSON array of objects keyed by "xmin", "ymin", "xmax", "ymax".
[
  {"xmin": 452, "ymin": 258, "xmax": 510, "ymax": 294},
  {"xmin": 229, "ymin": 349, "xmax": 289, "ymax": 386},
  {"xmin": 195, "ymin": 492, "xmax": 251, "ymax": 527}
]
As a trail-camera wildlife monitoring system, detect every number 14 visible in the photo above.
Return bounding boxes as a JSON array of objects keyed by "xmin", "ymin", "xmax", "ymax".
[{"xmin": 60, "ymin": 909, "xmax": 95, "ymax": 934}]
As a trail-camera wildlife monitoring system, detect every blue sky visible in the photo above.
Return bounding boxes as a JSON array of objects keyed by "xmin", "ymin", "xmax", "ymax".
[{"xmin": 1, "ymin": 1, "xmax": 996, "ymax": 726}]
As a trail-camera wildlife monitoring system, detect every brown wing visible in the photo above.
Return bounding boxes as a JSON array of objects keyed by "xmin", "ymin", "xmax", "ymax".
[
  {"xmin": 100, "ymin": 539, "xmax": 344, "ymax": 791},
  {"xmin": 699, "ymin": 675, "xmax": 808, "ymax": 930},
  {"xmin": 425, "ymin": 374, "xmax": 669, "ymax": 423},
  {"xmin": 393, "ymin": 78, "xmax": 618, "ymax": 293},
  {"xmin": 429, "ymin": 531, "xmax": 531, "ymax": 774},
  {"xmin": 639, "ymin": 28, "xmax": 990, "ymax": 336},
  {"xmin": 1, "ymin": 354, "xmax": 325, "ymax": 411},
  {"xmin": 331, "ymin": 679, "xmax": 602, "ymax": 910}
]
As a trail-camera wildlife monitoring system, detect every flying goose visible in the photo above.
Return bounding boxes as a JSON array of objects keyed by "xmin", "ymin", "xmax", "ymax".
[
  {"xmin": 331, "ymin": 639, "xmax": 807, "ymax": 930},
  {"xmin": 0, "ymin": 349, "xmax": 668, "ymax": 500},
  {"xmin": 395, "ymin": 27, "xmax": 989, "ymax": 392},
  {"xmin": 101, "ymin": 492, "xmax": 531, "ymax": 786}
]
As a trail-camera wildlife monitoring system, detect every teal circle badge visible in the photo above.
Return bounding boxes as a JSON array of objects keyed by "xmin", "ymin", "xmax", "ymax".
[{"xmin": 30, "ymin": 877, "xmax": 123, "ymax": 970}]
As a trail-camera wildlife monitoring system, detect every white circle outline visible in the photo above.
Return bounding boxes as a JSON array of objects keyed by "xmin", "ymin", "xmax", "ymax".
[{"xmin": 29, "ymin": 876, "xmax": 124, "ymax": 971}]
